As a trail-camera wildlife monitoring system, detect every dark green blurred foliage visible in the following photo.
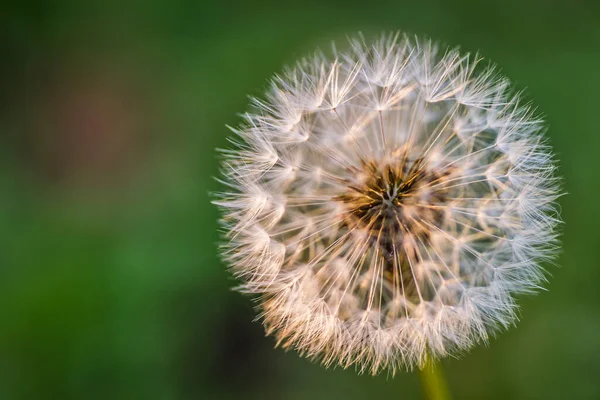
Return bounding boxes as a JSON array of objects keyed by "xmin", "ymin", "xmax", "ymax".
[{"xmin": 0, "ymin": 0, "xmax": 599, "ymax": 399}]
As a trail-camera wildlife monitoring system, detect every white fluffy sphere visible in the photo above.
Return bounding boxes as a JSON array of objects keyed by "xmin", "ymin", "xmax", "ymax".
[{"xmin": 215, "ymin": 33, "xmax": 561, "ymax": 374}]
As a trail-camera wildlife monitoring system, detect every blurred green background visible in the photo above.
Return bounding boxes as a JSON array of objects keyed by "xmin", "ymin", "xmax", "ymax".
[{"xmin": 1, "ymin": 0, "xmax": 598, "ymax": 399}]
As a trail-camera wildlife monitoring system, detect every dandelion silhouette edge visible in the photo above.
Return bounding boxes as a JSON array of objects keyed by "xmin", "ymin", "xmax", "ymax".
[{"xmin": 214, "ymin": 33, "xmax": 561, "ymax": 375}]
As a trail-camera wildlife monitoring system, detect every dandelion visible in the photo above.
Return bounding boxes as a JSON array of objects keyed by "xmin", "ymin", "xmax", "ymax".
[{"xmin": 214, "ymin": 33, "xmax": 561, "ymax": 376}]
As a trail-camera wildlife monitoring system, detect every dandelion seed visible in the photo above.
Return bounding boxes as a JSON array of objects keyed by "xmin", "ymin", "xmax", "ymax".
[{"xmin": 214, "ymin": 33, "xmax": 561, "ymax": 375}]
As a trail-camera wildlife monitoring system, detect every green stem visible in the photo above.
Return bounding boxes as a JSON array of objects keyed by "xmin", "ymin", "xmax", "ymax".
[{"xmin": 418, "ymin": 357, "xmax": 452, "ymax": 400}]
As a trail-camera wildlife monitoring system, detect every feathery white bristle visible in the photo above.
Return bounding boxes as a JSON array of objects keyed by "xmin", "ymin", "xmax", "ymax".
[{"xmin": 214, "ymin": 33, "xmax": 561, "ymax": 374}]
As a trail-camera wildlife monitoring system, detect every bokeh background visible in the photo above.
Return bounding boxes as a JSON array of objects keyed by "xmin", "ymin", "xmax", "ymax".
[{"xmin": 1, "ymin": 0, "xmax": 599, "ymax": 399}]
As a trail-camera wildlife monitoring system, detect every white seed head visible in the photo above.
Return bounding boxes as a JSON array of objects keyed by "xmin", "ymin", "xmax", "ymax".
[{"xmin": 214, "ymin": 33, "xmax": 561, "ymax": 374}]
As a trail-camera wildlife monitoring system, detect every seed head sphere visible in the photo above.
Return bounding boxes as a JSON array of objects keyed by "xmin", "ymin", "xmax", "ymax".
[{"xmin": 215, "ymin": 33, "xmax": 561, "ymax": 374}]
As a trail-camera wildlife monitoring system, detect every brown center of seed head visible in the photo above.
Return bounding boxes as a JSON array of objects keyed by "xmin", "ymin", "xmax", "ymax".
[{"xmin": 335, "ymin": 153, "xmax": 454, "ymax": 300}]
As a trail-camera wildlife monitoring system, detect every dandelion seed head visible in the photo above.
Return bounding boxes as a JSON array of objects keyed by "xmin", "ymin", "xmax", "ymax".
[{"xmin": 215, "ymin": 33, "xmax": 561, "ymax": 374}]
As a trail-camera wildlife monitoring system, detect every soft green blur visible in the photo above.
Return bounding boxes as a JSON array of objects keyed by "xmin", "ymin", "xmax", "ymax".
[{"xmin": 1, "ymin": 1, "xmax": 598, "ymax": 399}]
